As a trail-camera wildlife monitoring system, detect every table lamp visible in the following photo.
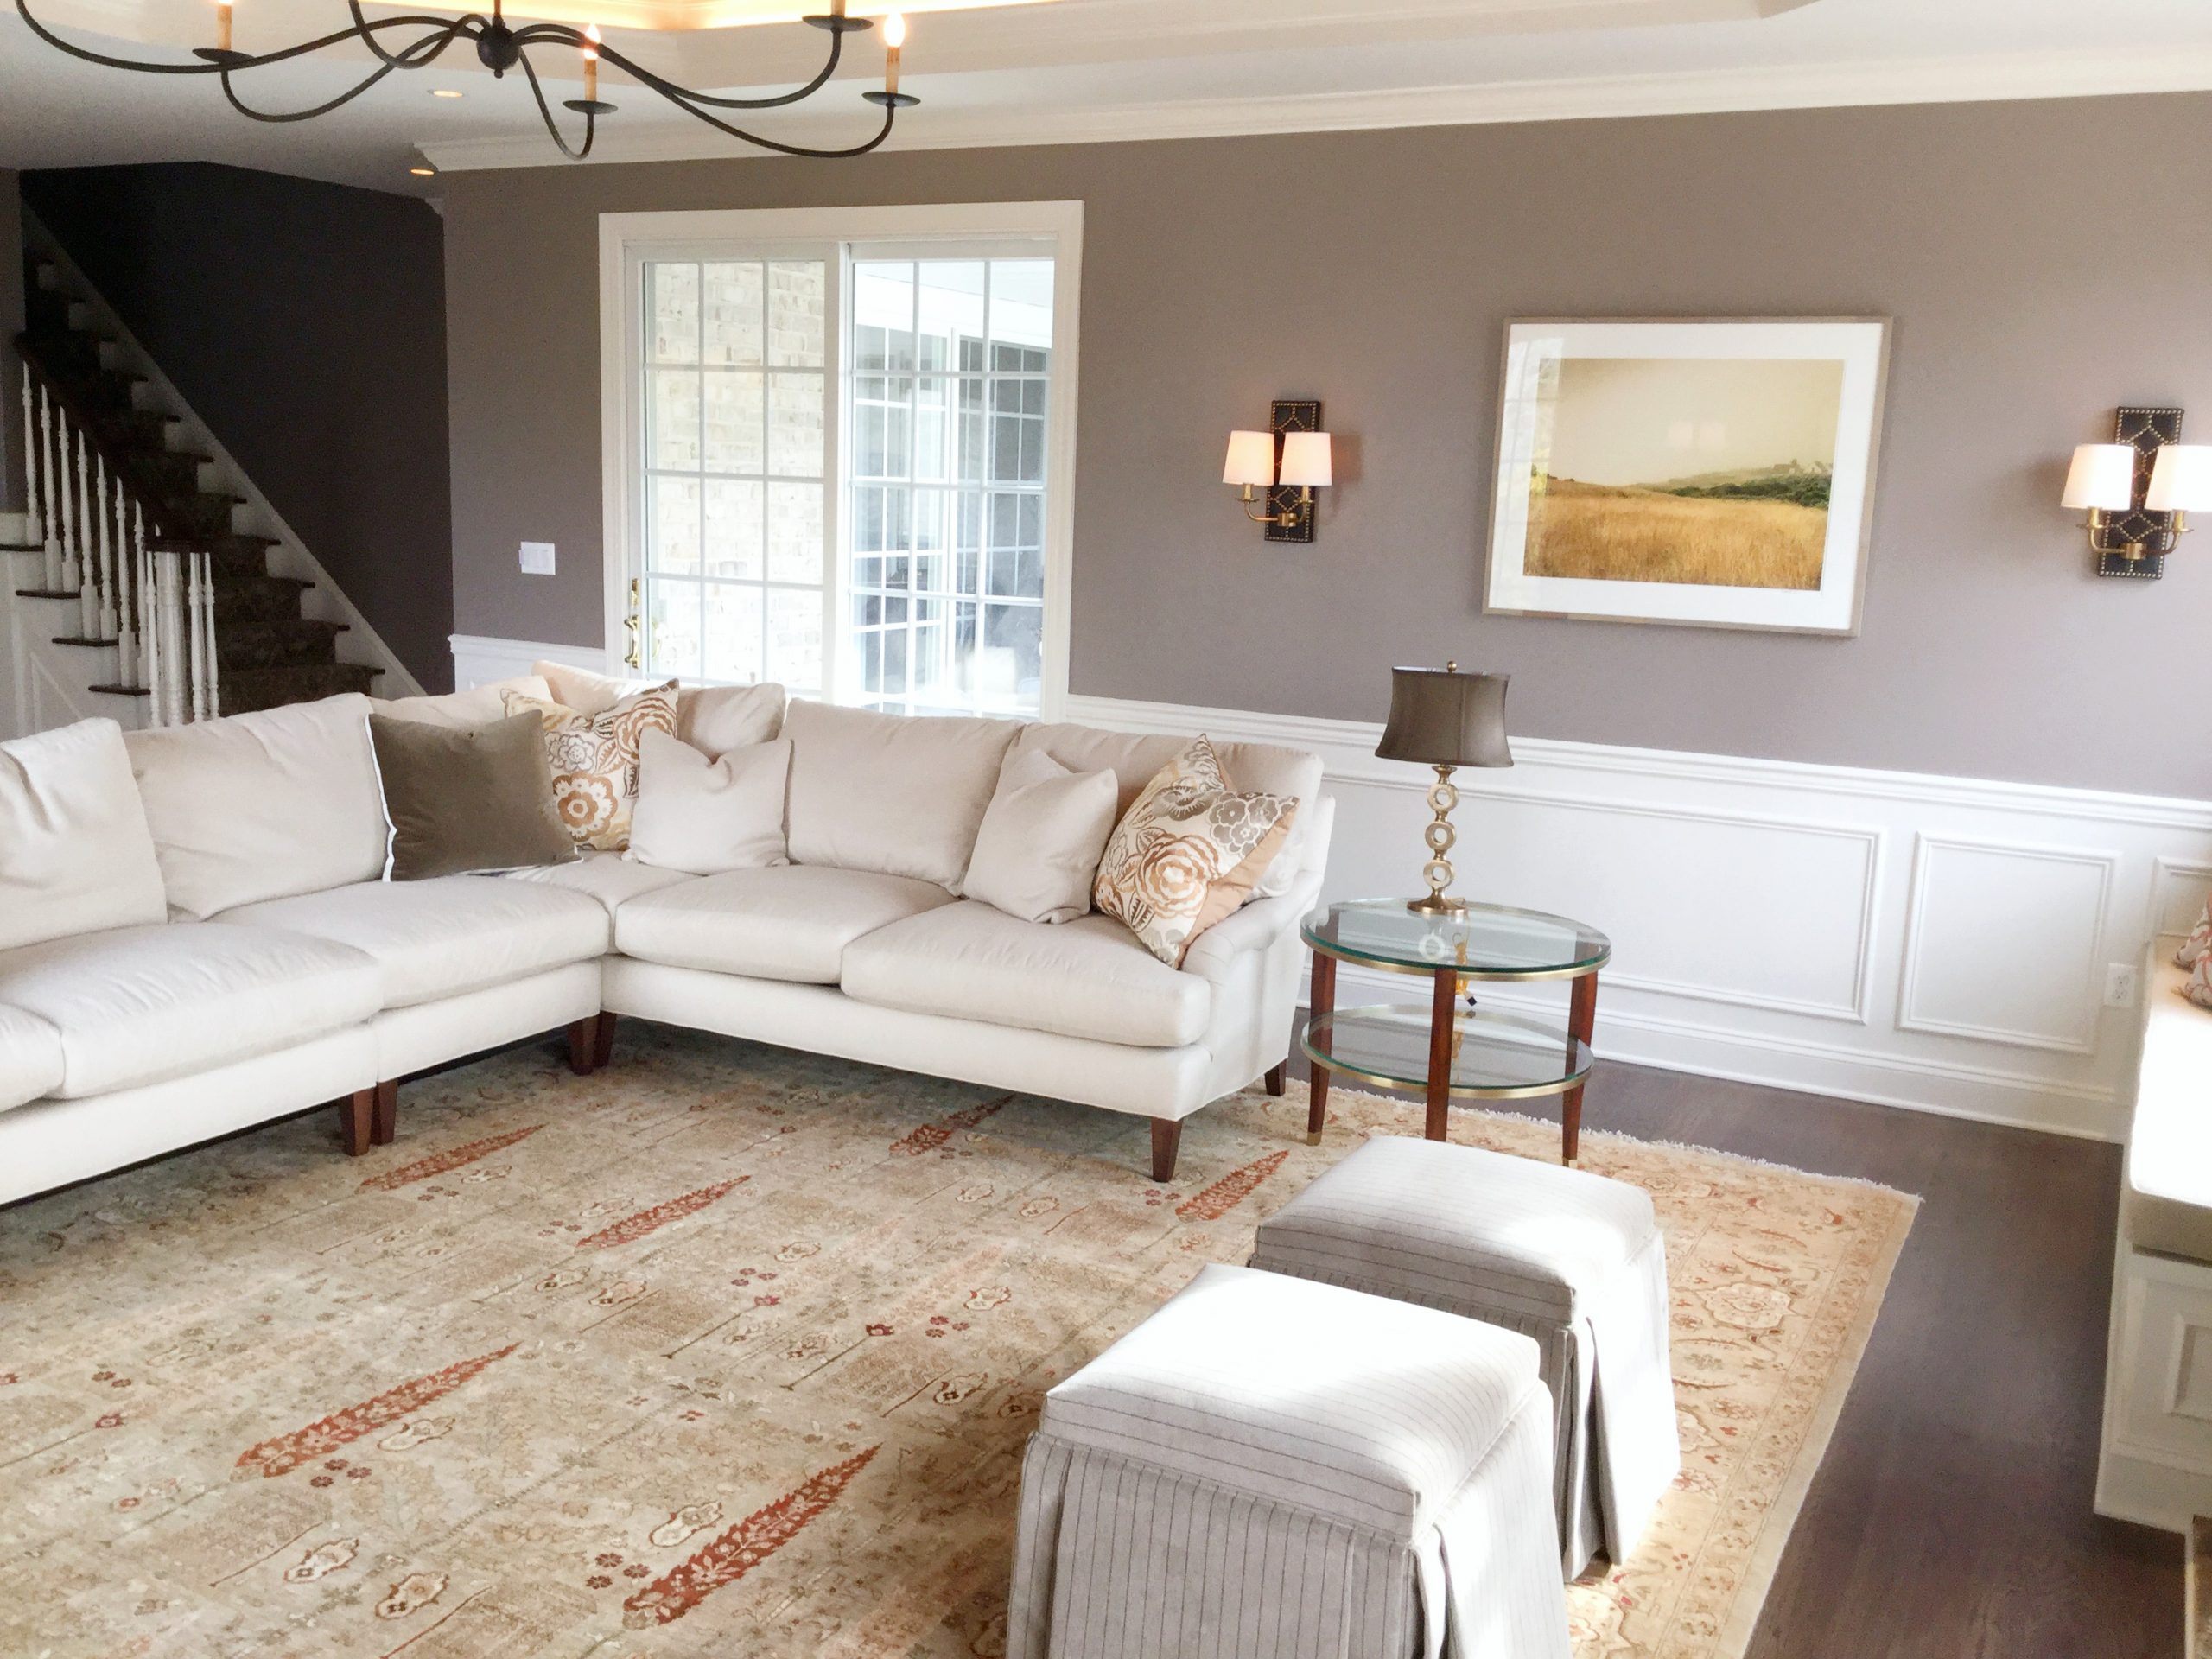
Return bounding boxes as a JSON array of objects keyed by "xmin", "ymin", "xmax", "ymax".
[{"xmin": 1375, "ymin": 661, "xmax": 1513, "ymax": 914}]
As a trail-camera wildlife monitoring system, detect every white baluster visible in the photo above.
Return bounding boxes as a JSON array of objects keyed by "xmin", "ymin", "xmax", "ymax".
[
  {"xmin": 40, "ymin": 391, "xmax": 62, "ymax": 591},
  {"xmin": 200, "ymin": 552, "xmax": 221, "ymax": 720},
  {"xmin": 166, "ymin": 550, "xmax": 188, "ymax": 728},
  {"xmin": 137, "ymin": 535, "xmax": 160, "ymax": 723},
  {"xmin": 117, "ymin": 498, "xmax": 140, "ymax": 691},
  {"xmin": 187, "ymin": 550, "xmax": 207, "ymax": 721},
  {"xmin": 94, "ymin": 457, "xmax": 118, "ymax": 642},
  {"xmin": 66, "ymin": 429, "xmax": 90, "ymax": 594},
  {"xmin": 20, "ymin": 367, "xmax": 41, "ymax": 548},
  {"xmin": 78, "ymin": 453, "xmax": 101, "ymax": 641}
]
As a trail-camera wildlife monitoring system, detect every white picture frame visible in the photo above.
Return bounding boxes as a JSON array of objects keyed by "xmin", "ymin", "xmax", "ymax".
[{"xmin": 1483, "ymin": 317, "xmax": 1892, "ymax": 636}]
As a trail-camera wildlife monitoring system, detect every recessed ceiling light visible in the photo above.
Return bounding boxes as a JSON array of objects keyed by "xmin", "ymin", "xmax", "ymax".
[
  {"xmin": 409, "ymin": 164, "xmax": 437, "ymax": 176},
  {"xmin": 431, "ymin": 87, "xmax": 463, "ymax": 98}
]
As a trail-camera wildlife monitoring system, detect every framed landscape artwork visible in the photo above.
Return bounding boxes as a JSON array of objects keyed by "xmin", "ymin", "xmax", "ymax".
[{"xmin": 1484, "ymin": 318, "xmax": 1891, "ymax": 634}]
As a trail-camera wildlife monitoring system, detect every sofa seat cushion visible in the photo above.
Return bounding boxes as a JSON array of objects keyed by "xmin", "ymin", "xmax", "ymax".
[
  {"xmin": 614, "ymin": 866, "xmax": 953, "ymax": 984},
  {"xmin": 842, "ymin": 901, "xmax": 1212, "ymax": 1048},
  {"xmin": 0, "ymin": 1006, "xmax": 65, "ymax": 1112},
  {"xmin": 219, "ymin": 878, "xmax": 611, "ymax": 1010},
  {"xmin": 0, "ymin": 923, "xmax": 380, "ymax": 1098},
  {"xmin": 506, "ymin": 851, "xmax": 696, "ymax": 918}
]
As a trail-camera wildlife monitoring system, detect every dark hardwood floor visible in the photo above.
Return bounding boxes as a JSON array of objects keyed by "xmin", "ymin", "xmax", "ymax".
[{"xmin": 1289, "ymin": 1047, "xmax": 2177, "ymax": 1658}]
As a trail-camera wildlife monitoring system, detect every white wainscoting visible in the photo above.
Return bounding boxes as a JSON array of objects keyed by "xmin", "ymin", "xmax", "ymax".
[{"xmin": 444, "ymin": 632, "xmax": 2212, "ymax": 1141}]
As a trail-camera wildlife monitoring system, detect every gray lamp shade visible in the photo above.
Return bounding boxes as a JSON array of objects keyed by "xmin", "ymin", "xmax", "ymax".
[{"xmin": 1374, "ymin": 665, "xmax": 1513, "ymax": 768}]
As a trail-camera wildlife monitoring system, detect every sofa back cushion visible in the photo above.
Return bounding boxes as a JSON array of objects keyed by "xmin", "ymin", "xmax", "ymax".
[
  {"xmin": 1007, "ymin": 723, "xmax": 1326, "ymax": 896},
  {"xmin": 0, "ymin": 718, "xmax": 168, "ymax": 951},
  {"xmin": 532, "ymin": 659, "xmax": 785, "ymax": 755},
  {"xmin": 783, "ymin": 700, "xmax": 1020, "ymax": 888},
  {"xmin": 369, "ymin": 674, "xmax": 551, "ymax": 730},
  {"xmin": 124, "ymin": 693, "xmax": 387, "ymax": 918}
]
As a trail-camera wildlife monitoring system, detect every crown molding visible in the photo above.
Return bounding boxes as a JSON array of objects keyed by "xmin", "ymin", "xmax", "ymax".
[{"xmin": 419, "ymin": 41, "xmax": 2212, "ymax": 172}]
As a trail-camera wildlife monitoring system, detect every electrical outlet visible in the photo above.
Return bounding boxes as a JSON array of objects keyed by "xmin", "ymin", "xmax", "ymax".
[
  {"xmin": 518, "ymin": 541, "xmax": 556, "ymax": 575},
  {"xmin": 2103, "ymin": 962, "xmax": 2139, "ymax": 1009}
]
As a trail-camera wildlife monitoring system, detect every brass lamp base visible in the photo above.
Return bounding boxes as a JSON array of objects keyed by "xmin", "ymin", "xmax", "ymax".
[{"xmin": 1407, "ymin": 764, "xmax": 1467, "ymax": 915}]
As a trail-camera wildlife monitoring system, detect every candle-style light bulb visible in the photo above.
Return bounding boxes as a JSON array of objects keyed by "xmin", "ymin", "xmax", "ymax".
[
  {"xmin": 882, "ymin": 10, "xmax": 905, "ymax": 94},
  {"xmin": 582, "ymin": 23, "xmax": 600, "ymax": 103},
  {"xmin": 215, "ymin": 0, "xmax": 234, "ymax": 53}
]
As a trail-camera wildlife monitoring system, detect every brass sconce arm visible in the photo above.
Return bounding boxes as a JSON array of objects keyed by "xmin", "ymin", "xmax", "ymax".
[{"xmin": 1235, "ymin": 482, "xmax": 1305, "ymax": 529}]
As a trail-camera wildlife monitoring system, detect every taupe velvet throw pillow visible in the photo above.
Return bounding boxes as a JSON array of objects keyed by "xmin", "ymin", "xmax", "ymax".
[{"xmin": 369, "ymin": 711, "xmax": 578, "ymax": 881}]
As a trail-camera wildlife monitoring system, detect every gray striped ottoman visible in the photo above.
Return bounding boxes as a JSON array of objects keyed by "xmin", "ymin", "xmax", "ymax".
[
  {"xmin": 1250, "ymin": 1135, "xmax": 1680, "ymax": 1579},
  {"xmin": 1006, "ymin": 1262, "xmax": 1568, "ymax": 1659}
]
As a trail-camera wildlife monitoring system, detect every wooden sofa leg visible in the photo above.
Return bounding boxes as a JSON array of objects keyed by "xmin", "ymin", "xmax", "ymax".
[
  {"xmin": 592, "ymin": 1012, "xmax": 618, "ymax": 1071},
  {"xmin": 1263, "ymin": 1061, "xmax": 1287, "ymax": 1097},
  {"xmin": 371, "ymin": 1078, "xmax": 399, "ymax": 1146},
  {"xmin": 566, "ymin": 1017, "xmax": 599, "ymax": 1077},
  {"xmin": 1150, "ymin": 1117, "xmax": 1182, "ymax": 1183},
  {"xmin": 339, "ymin": 1089, "xmax": 374, "ymax": 1156}
]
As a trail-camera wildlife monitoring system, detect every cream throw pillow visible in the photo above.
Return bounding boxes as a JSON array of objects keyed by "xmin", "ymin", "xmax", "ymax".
[
  {"xmin": 961, "ymin": 749, "xmax": 1118, "ymax": 925},
  {"xmin": 1093, "ymin": 735, "xmax": 1300, "ymax": 967},
  {"xmin": 531, "ymin": 659, "xmax": 785, "ymax": 755},
  {"xmin": 0, "ymin": 718, "xmax": 168, "ymax": 951},
  {"xmin": 370, "ymin": 675, "xmax": 551, "ymax": 730},
  {"xmin": 2178, "ymin": 899, "xmax": 2212, "ymax": 970},
  {"xmin": 627, "ymin": 728, "xmax": 791, "ymax": 875},
  {"xmin": 502, "ymin": 682, "xmax": 677, "ymax": 852}
]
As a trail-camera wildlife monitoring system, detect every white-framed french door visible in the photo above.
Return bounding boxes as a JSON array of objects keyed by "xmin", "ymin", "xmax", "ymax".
[{"xmin": 598, "ymin": 201, "xmax": 1083, "ymax": 721}]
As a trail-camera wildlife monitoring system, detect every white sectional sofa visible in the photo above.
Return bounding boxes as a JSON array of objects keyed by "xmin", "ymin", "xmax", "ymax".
[{"xmin": 0, "ymin": 690, "xmax": 1331, "ymax": 1206}]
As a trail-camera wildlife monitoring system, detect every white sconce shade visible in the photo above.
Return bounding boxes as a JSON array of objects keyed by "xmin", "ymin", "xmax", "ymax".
[
  {"xmin": 2147, "ymin": 443, "xmax": 2212, "ymax": 512},
  {"xmin": 1279, "ymin": 430, "xmax": 1332, "ymax": 488},
  {"xmin": 1223, "ymin": 429, "xmax": 1276, "ymax": 487},
  {"xmin": 2062, "ymin": 443, "xmax": 2138, "ymax": 511}
]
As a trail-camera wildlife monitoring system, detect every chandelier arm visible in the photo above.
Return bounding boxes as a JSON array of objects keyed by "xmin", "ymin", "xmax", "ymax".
[
  {"xmin": 655, "ymin": 87, "xmax": 897, "ymax": 159},
  {"xmin": 517, "ymin": 48, "xmax": 597, "ymax": 162},
  {"xmin": 232, "ymin": 16, "xmax": 469, "ymax": 73},
  {"xmin": 217, "ymin": 55, "xmax": 410, "ymax": 122},
  {"xmin": 588, "ymin": 31, "xmax": 849, "ymax": 111},
  {"xmin": 12, "ymin": 0, "xmax": 469, "ymax": 75},
  {"xmin": 349, "ymin": 1, "xmax": 489, "ymax": 67}
]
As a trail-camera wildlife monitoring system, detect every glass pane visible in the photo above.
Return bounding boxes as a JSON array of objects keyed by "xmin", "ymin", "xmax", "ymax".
[
  {"xmin": 766, "ymin": 588, "xmax": 822, "ymax": 690},
  {"xmin": 768, "ymin": 261, "xmax": 826, "ymax": 367},
  {"xmin": 912, "ymin": 377, "xmax": 954, "ymax": 482},
  {"xmin": 916, "ymin": 261, "xmax": 984, "ymax": 372},
  {"xmin": 646, "ymin": 575, "xmax": 701, "ymax": 681},
  {"xmin": 767, "ymin": 372, "xmax": 823, "ymax": 479},
  {"xmin": 703, "ymin": 582, "xmax": 765, "ymax": 684},
  {"xmin": 649, "ymin": 369, "xmax": 701, "ymax": 469},
  {"xmin": 648, "ymin": 264, "xmax": 698, "ymax": 365},
  {"xmin": 767, "ymin": 482, "xmax": 822, "ymax": 584},
  {"xmin": 702, "ymin": 262, "xmax": 764, "ymax": 367},
  {"xmin": 648, "ymin": 475, "xmax": 701, "ymax": 575},
  {"xmin": 988, "ymin": 259, "xmax": 1054, "ymax": 358},
  {"xmin": 852, "ymin": 263, "xmax": 916, "ymax": 372},
  {"xmin": 702, "ymin": 479, "xmax": 763, "ymax": 580},
  {"xmin": 953, "ymin": 377, "xmax": 987, "ymax": 483},
  {"xmin": 703, "ymin": 371, "xmax": 765, "ymax": 475},
  {"xmin": 982, "ymin": 601, "xmax": 1042, "ymax": 707}
]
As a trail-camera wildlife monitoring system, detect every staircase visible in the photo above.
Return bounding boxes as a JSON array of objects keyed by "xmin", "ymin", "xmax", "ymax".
[{"xmin": 5, "ymin": 217, "xmax": 397, "ymax": 729}]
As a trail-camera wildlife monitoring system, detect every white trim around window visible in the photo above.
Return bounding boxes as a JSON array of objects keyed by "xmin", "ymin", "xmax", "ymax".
[{"xmin": 596, "ymin": 200, "xmax": 1084, "ymax": 720}]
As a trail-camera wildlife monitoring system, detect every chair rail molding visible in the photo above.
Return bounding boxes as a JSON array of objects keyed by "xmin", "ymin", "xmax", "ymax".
[
  {"xmin": 450, "ymin": 633, "xmax": 610, "ymax": 690},
  {"xmin": 1067, "ymin": 691, "xmax": 2212, "ymax": 1142}
]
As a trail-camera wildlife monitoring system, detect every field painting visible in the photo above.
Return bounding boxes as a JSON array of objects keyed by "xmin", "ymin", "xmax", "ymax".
[
  {"xmin": 1484, "ymin": 319, "xmax": 1890, "ymax": 636},
  {"xmin": 1524, "ymin": 356, "xmax": 1844, "ymax": 591}
]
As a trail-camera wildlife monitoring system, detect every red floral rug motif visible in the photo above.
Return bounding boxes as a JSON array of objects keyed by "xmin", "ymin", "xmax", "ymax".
[
  {"xmin": 1176, "ymin": 1149, "xmax": 1289, "ymax": 1222},
  {"xmin": 575, "ymin": 1178, "xmax": 748, "ymax": 1250},
  {"xmin": 232, "ymin": 1344, "xmax": 519, "ymax": 1479},
  {"xmin": 620, "ymin": 1444, "xmax": 880, "ymax": 1628},
  {"xmin": 357, "ymin": 1125, "xmax": 543, "ymax": 1192},
  {"xmin": 888, "ymin": 1096, "xmax": 1008, "ymax": 1157}
]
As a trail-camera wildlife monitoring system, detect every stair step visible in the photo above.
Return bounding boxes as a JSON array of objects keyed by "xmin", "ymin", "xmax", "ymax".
[
  {"xmin": 213, "ymin": 575, "xmax": 315, "ymax": 622},
  {"xmin": 218, "ymin": 663, "xmax": 380, "ymax": 714},
  {"xmin": 51, "ymin": 635, "xmax": 119, "ymax": 649},
  {"xmin": 13, "ymin": 588, "xmax": 79, "ymax": 601},
  {"xmin": 218, "ymin": 618, "xmax": 348, "ymax": 670},
  {"xmin": 87, "ymin": 683, "xmax": 149, "ymax": 698}
]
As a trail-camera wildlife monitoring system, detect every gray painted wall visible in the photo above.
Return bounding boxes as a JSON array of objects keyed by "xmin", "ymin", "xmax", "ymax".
[
  {"xmin": 25, "ymin": 163, "xmax": 454, "ymax": 690},
  {"xmin": 442, "ymin": 92, "xmax": 2212, "ymax": 798}
]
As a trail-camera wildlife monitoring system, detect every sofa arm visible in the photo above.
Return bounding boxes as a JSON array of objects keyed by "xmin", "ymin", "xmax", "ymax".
[{"xmin": 1181, "ymin": 868, "xmax": 1325, "ymax": 986}]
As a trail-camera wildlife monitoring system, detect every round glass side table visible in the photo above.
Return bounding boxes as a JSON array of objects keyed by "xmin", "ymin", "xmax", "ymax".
[{"xmin": 1300, "ymin": 899, "xmax": 1611, "ymax": 1164}]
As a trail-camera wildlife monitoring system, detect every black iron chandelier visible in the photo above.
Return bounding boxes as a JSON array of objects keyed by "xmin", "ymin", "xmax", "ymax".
[{"xmin": 12, "ymin": 0, "xmax": 919, "ymax": 161}]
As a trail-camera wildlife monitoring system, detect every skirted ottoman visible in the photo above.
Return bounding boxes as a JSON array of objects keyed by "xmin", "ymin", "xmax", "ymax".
[
  {"xmin": 1006, "ymin": 1262, "xmax": 1569, "ymax": 1659},
  {"xmin": 1250, "ymin": 1135, "xmax": 1680, "ymax": 1578}
]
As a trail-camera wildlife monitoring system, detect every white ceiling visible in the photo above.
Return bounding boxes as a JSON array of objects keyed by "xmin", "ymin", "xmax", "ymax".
[{"xmin": 0, "ymin": 0, "xmax": 2208, "ymax": 196}]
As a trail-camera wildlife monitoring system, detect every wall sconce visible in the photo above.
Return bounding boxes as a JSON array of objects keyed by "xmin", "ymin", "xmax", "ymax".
[
  {"xmin": 1224, "ymin": 399, "xmax": 1332, "ymax": 543},
  {"xmin": 2063, "ymin": 406, "xmax": 2212, "ymax": 579}
]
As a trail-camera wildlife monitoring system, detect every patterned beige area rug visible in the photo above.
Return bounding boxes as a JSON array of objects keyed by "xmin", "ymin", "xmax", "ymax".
[{"xmin": 0, "ymin": 1027, "xmax": 1915, "ymax": 1659}]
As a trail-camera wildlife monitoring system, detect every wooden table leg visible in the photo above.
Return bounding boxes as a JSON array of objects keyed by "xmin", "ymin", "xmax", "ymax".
[
  {"xmin": 1306, "ymin": 950, "xmax": 1336, "ymax": 1145},
  {"xmin": 1561, "ymin": 971, "xmax": 1599, "ymax": 1165},
  {"xmin": 1425, "ymin": 966, "xmax": 1456, "ymax": 1141}
]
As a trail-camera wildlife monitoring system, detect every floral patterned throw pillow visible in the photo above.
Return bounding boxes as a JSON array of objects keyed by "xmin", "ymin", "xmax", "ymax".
[
  {"xmin": 2188, "ymin": 948, "xmax": 2212, "ymax": 1013},
  {"xmin": 1093, "ymin": 734, "xmax": 1300, "ymax": 968},
  {"xmin": 2178, "ymin": 899, "xmax": 2212, "ymax": 970},
  {"xmin": 501, "ymin": 681, "xmax": 677, "ymax": 852}
]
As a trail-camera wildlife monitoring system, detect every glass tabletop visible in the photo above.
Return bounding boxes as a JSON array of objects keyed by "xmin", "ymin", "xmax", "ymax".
[
  {"xmin": 1302, "ymin": 898, "xmax": 1611, "ymax": 979},
  {"xmin": 1302, "ymin": 1005, "xmax": 1592, "ymax": 1099}
]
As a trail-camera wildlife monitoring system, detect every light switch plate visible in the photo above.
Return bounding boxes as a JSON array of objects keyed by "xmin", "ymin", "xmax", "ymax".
[{"xmin": 518, "ymin": 541, "xmax": 556, "ymax": 575}]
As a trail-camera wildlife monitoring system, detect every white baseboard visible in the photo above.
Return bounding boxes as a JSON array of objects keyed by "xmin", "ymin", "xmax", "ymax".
[{"xmin": 431, "ymin": 642, "xmax": 2210, "ymax": 1141}]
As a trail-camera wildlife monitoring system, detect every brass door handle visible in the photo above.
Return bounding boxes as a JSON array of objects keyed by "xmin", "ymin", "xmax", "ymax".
[{"xmin": 623, "ymin": 577, "xmax": 642, "ymax": 671}]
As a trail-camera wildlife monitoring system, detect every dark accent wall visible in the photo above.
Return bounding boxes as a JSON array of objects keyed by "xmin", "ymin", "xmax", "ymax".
[
  {"xmin": 441, "ymin": 93, "xmax": 2212, "ymax": 797},
  {"xmin": 2, "ymin": 170, "xmax": 22, "ymax": 516},
  {"xmin": 23, "ymin": 162, "xmax": 454, "ymax": 690}
]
